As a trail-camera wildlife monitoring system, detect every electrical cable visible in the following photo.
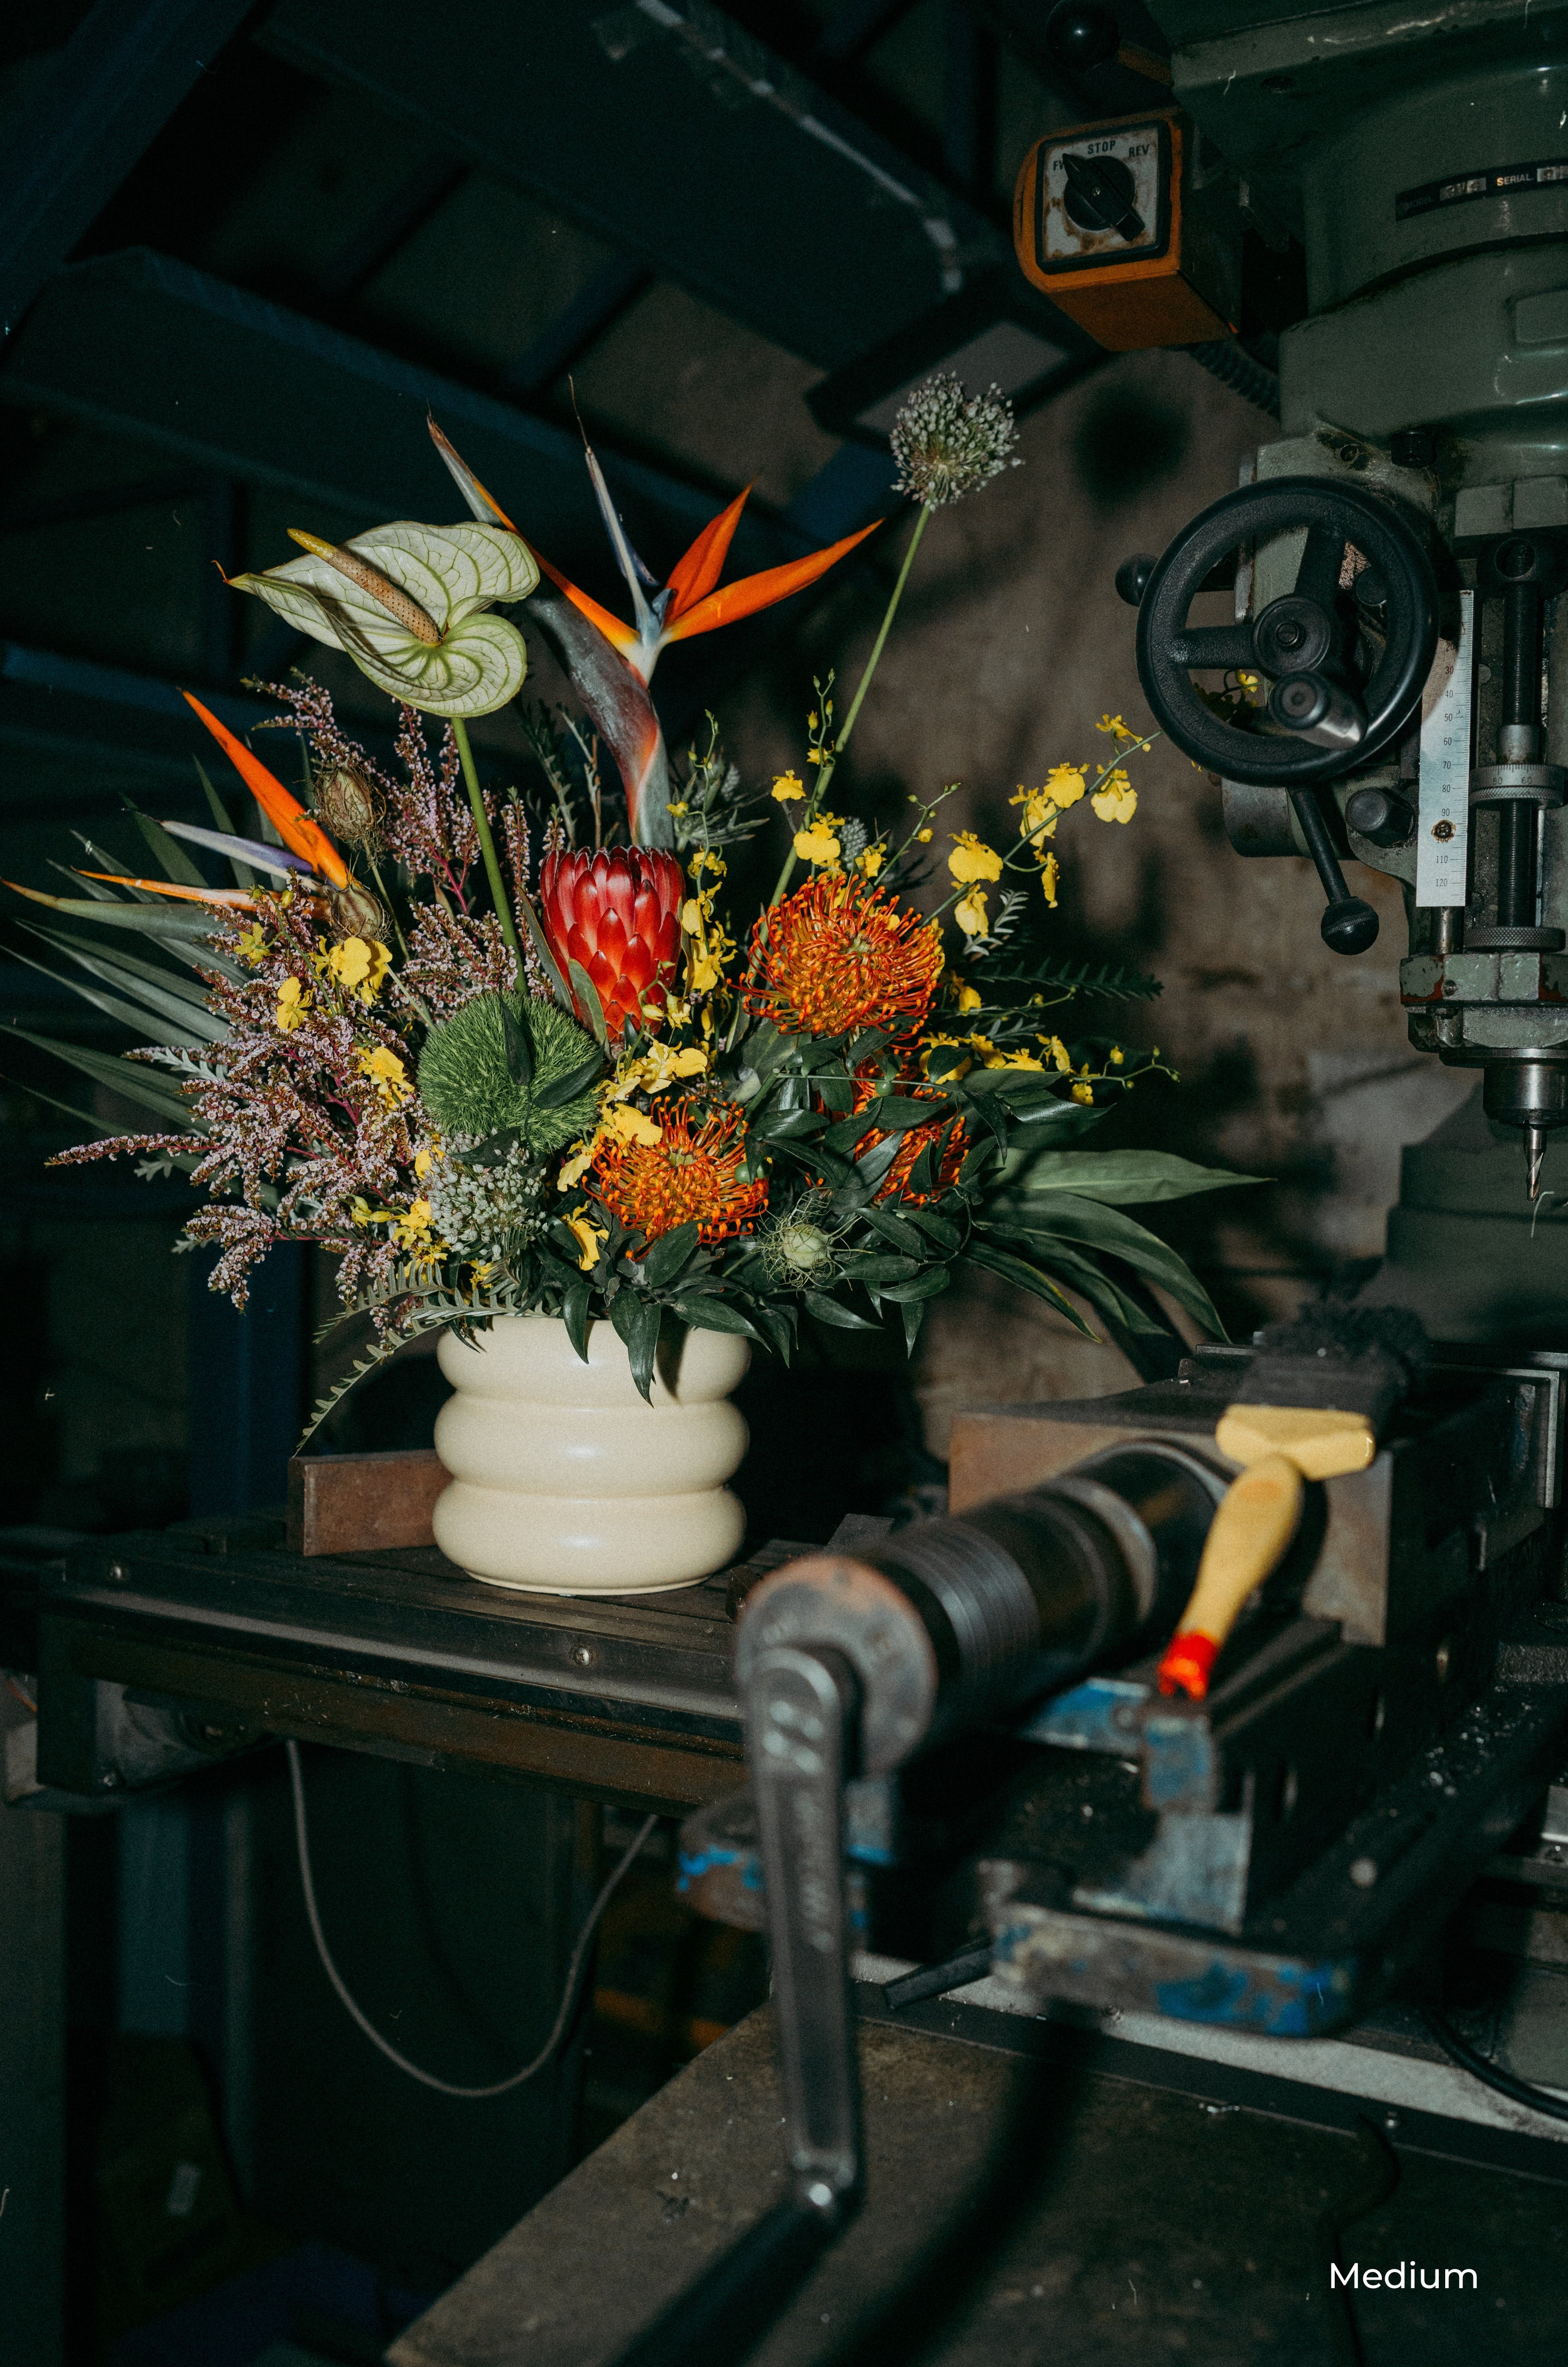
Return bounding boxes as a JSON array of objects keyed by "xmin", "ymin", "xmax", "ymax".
[
  {"xmin": 1315, "ymin": 2115, "xmax": 1399, "ymax": 2367},
  {"xmin": 285, "ymin": 1736, "xmax": 656, "ymax": 2098},
  {"xmin": 1423, "ymin": 2005, "xmax": 1568, "ymax": 2125},
  {"xmin": 1187, "ymin": 338, "xmax": 1282, "ymax": 420}
]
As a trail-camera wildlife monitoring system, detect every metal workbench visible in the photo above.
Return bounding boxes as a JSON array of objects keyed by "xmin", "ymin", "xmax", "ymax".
[
  {"xmin": 31, "ymin": 1513, "xmax": 811, "ymax": 1812},
  {"xmin": 387, "ymin": 1991, "xmax": 1568, "ymax": 2367}
]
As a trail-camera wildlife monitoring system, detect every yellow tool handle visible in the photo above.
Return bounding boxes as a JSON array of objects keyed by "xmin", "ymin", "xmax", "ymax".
[
  {"xmin": 1214, "ymin": 1403, "xmax": 1375, "ymax": 1479},
  {"xmin": 1157, "ymin": 1453, "xmax": 1304, "ymax": 1699}
]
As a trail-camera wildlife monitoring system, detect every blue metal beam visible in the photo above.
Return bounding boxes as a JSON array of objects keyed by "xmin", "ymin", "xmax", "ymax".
[
  {"xmin": 0, "ymin": 641, "xmax": 317, "ymax": 840},
  {"xmin": 2, "ymin": 638, "xmax": 271, "ymax": 735},
  {"xmin": 0, "ymin": 247, "xmax": 801, "ymax": 589},
  {"xmin": 0, "ymin": 0, "xmax": 259, "ymax": 338},
  {"xmin": 258, "ymin": 0, "xmax": 1007, "ymax": 368}
]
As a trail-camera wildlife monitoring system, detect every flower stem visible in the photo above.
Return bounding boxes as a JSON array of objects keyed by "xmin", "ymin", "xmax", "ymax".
[
  {"xmin": 452, "ymin": 716, "xmax": 523, "ymax": 968},
  {"xmin": 765, "ymin": 502, "xmax": 931, "ymax": 913},
  {"xmin": 364, "ymin": 848, "xmax": 409, "ymax": 959},
  {"xmin": 834, "ymin": 501, "xmax": 928, "ymax": 757}
]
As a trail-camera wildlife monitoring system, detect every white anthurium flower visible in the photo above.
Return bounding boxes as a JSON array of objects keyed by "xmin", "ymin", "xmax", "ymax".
[{"xmin": 228, "ymin": 521, "xmax": 539, "ymax": 718}]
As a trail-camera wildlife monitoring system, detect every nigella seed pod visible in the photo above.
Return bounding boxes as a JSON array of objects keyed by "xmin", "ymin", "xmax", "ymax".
[
  {"xmin": 327, "ymin": 879, "xmax": 392, "ymax": 943},
  {"xmin": 315, "ymin": 765, "xmax": 386, "ymax": 847}
]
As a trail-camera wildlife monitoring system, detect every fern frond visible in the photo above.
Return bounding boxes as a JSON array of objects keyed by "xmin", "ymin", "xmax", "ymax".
[
  {"xmin": 298, "ymin": 1334, "xmax": 409, "ymax": 1447},
  {"xmin": 981, "ymin": 952, "xmax": 1163, "ymax": 1003},
  {"xmin": 960, "ymin": 889, "xmax": 1027, "ymax": 958},
  {"xmin": 137, "ymin": 1044, "xmax": 227, "ymax": 1081}
]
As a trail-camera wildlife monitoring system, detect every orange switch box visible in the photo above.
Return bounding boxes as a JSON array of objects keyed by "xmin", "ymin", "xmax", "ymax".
[{"xmin": 1014, "ymin": 108, "xmax": 1239, "ymax": 351}]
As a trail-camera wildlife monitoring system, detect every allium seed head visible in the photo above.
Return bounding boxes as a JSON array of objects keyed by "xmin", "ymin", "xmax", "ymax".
[{"xmin": 889, "ymin": 373, "xmax": 1022, "ymax": 509}]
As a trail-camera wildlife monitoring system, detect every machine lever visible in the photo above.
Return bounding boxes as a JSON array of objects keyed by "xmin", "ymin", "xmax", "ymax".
[
  {"xmin": 606, "ymin": 1643, "xmax": 864, "ymax": 2367},
  {"xmin": 1288, "ymin": 785, "xmax": 1379, "ymax": 954},
  {"xmin": 1270, "ymin": 669, "xmax": 1366, "ymax": 752},
  {"xmin": 883, "ymin": 1943, "xmax": 994, "ymax": 2009},
  {"xmin": 749, "ymin": 1641, "xmax": 865, "ymax": 2217}
]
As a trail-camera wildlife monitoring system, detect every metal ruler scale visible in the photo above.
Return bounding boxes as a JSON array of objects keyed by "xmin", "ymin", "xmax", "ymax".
[{"xmin": 1416, "ymin": 588, "xmax": 1475, "ymax": 908}]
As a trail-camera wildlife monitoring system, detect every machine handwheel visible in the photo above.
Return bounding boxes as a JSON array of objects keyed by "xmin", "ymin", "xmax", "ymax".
[{"xmin": 1134, "ymin": 477, "xmax": 1440, "ymax": 788}]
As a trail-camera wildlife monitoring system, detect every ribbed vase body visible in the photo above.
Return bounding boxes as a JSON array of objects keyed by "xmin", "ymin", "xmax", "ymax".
[{"xmin": 432, "ymin": 1315, "xmax": 749, "ymax": 1594}]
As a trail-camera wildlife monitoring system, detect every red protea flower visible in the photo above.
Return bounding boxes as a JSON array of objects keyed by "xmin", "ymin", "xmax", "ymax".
[{"xmin": 539, "ymin": 846, "xmax": 684, "ymax": 1039}]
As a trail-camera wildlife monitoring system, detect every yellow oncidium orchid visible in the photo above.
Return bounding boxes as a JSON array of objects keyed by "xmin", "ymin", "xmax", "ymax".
[
  {"xmin": 794, "ymin": 820, "xmax": 842, "ymax": 869},
  {"xmin": 609, "ymin": 1043, "xmax": 709, "ymax": 1100},
  {"xmin": 275, "ymin": 977, "xmax": 310, "ymax": 1033},
  {"xmin": 326, "ymin": 936, "xmax": 393, "ymax": 1004},
  {"xmin": 563, "ymin": 1210, "xmax": 609, "ymax": 1273},
  {"xmin": 1092, "ymin": 772, "xmax": 1138, "ymax": 825},
  {"xmin": 356, "ymin": 1045, "xmax": 411, "ymax": 1105},
  {"xmin": 947, "ymin": 831, "xmax": 1003, "ymax": 884}
]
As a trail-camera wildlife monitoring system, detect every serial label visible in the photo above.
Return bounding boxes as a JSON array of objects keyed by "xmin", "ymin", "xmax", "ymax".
[
  {"xmin": 1397, "ymin": 158, "xmax": 1568, "ymax": 221},
  {"xmin": 1416, "ymin": 590, "xmax": 1474, "ymax": 910}
]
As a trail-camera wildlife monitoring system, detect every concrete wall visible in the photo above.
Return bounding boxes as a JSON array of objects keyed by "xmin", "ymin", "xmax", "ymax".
[{"xmin": 699, "ymin": 348, "xmax": 1474, "ymax": 1448}]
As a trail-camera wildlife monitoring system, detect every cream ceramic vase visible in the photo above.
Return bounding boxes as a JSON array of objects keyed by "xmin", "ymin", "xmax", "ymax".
[{"xmin": 431, "ymin": 1314, "xmax": 750, "ymax": 1594}]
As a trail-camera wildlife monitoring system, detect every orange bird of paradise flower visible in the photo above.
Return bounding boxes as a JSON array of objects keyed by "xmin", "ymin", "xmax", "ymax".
[
  {"xmin": 5, "ymin": 694, "xmax": 357, "ymax": 920},
  {"xmin": 428, "ymin": 418, "xmax": 881, "ymax": 849}
]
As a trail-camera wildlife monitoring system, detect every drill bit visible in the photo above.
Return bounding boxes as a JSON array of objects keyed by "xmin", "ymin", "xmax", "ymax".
[{"xmin": 1526, "ymin": 1121, "xmax": 1548, "ymax": 1201}]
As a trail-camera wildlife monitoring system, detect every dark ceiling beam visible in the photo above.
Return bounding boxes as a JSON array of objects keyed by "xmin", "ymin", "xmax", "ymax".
[
  {"xmin": 942, "ymin": 1, "xmax": 998, "ymax": 204},
  {"xmin": 257, "ymin": 0, "xmax": 1009, "ymax": 368},
  {"xmin": 0, "ymin": 0, "xmax": 260, "ymax": 340},
  {"xmin": 505, "ymin": 256, "xmax": 652, "ymax": 401},
  {"xmin": 0, "ymin": 248, "xmax": 800, "ymax": 590},
  {"xmin": 0, "ymin": 638, "xmax": 279, "ymax": 823},
  {"xmin": 811, "ymin": 0, "xmax": 921, "ymax": 65},
  {"xmin": 0, "ymin": 468, "xmax": 201, "ymax": 536},
  {"xmin": 315, "ymin": 151, "xmax": 472, "ymax": 304},
  {"xmin": 1, "ymin": 639, "xmax": 274, "ymax": 737}
]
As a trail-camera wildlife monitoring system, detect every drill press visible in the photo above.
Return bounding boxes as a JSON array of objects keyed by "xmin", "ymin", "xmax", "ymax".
[{"xmin": 1068, "ymin": 2, "xmax": 1568, "ymax": 1214}]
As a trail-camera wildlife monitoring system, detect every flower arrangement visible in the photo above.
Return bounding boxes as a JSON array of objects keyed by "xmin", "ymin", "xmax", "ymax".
[{"xmin": 6, "ymin": 380, "xmax": 1251, "ymax": 1434}]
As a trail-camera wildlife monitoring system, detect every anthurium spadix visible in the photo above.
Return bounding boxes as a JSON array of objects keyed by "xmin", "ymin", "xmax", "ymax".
[
  {"xmin": 225, "ymin": 520, "xmax": 538, "ymax": 719},
  {"xmin": 427, "ymin": 418, "xmax": 881, "ymax": 848}
]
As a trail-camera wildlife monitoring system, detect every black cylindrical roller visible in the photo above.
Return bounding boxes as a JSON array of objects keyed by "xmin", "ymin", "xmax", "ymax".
[{"xmin": 737, "ymin": 1445, "xmax": 1222, "ymax": 1774}]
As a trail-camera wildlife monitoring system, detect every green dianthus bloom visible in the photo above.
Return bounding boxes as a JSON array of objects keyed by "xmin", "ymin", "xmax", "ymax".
[{"xmin": 418, "ymin": 992, "xmax": 601, "ymax": 1154}]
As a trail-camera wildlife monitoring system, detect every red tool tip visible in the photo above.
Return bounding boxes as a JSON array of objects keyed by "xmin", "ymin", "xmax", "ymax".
[{"xmin": 1157, "ymin": 1632, "xmax": 1218, "ymax": 1700}]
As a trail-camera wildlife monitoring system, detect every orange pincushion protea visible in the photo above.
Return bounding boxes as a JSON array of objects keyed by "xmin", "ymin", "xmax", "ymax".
[
  {"xmin": 593, "ymin": 1097, "xmax": 767, "ymax": 1245},
  {"xmin": 853, "ymin": 1077, "xmax": 967, "ymax": 1205},
  {"xmin": 746, "ymin": 875, "xmax": 941, "ymax": 1039}
]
